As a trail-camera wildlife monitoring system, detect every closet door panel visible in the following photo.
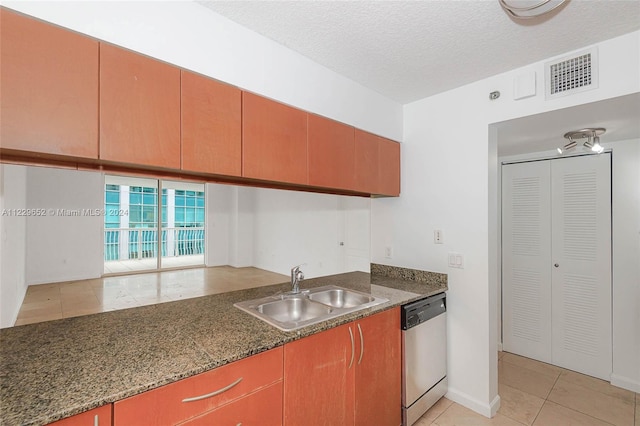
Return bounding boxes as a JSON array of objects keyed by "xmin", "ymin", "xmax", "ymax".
[
  {"xmin": 550, "ymin": 154, "xmax": 611, "ymax": 380},
  {"xmin": 502, "ymin": 161, "xmax": 553, "ymax": 363}
]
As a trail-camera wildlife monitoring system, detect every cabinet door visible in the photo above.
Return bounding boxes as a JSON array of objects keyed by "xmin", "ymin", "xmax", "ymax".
[
  {"xmin": 242, "ymin": 92, "xmax": 307, "ymax": 185},
  {"xmin": 354, "ymin": 308, "xmax": 401, "ymax": 426},
  {"xmin": 47, "ymin": 404, "xmax": 112, "ymax": 426},
  {"xmin": 378, "ymin": 138, "xmax": 401, "ymax": 196},
  {"xmin": 354, "ymin": 129, "xmax": 379, "ymax": 194},
  {"xmin": 181, "ymin": 70, "xmax": 242, "ymax": 176},
  {"xmin": 283, "ymin": 323, "xmax": 355, "ymax": 426},
  {"xmin": 180, "ymin": 381, "xmax": 282, "ymax": 426},
  {"xmin": 308, "ymin": 114, "xmax": 355, "ymax": 190},
  {"xmin": 100, "ymin": 43, "xmax": 180, "ymax": 169},
  {"xmin": 0, "ymin": 8, "xmax": 99, "ymax": 158}
]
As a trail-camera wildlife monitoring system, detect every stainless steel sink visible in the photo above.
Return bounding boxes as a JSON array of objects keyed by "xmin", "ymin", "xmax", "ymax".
[
  {"xmin": 308, "ymin": 288, "xmax": 375, "ymax": 308},
  {"xmin": 257, "ymin": 297, "xmax": 332, "ymax": 323},
  {"xmin": 234, "ymin": 285, "xmax": 388, "ymax": 331}
]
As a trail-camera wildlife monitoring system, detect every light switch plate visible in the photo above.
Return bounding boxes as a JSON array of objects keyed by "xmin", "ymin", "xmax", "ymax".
[
  {"xmin": 384, "ymin": 246, "xmax": 393, "ymax": 258},
  {"xmin": 448, "ymin": 252, "xmax": 464, "ymax": 269},
  {"xmin": 434, "ymin": 229, "xmax": 443, "ymax": 244}
]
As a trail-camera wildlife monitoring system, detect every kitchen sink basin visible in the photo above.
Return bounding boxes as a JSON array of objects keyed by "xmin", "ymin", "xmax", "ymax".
[
  {"xmin": 308, "ymin": 288, "xmax": 375, "ymax": 308},
  {"xmin": 257, "ymin": 297, "xmax": 332, "ymax": 323},
  {"xmin": 234, "ymin": 285, "xmax": 388, "ymax": 331}
]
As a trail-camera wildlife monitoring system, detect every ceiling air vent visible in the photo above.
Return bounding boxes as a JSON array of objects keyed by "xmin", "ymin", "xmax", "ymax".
[{"xmin": 545, "ymin": 48, "xmax": 598, "ymax": 100}]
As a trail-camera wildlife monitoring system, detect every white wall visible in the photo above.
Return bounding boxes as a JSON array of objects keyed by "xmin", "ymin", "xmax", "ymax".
[
  {"xmin": 228, "ymin": 187, "xmax": 255, "ymax": 268},
  {"xmin": 205, "ymin": 183, "xmax": 371, "ymax": 278},
  {"xmin": 2, "ymin": 1, "xmax": 402, "ymax": 142},
  {"xmin": 205, "ymin": 184, "xmax": 232, "ymax": 267},
  {"xmin": 609, "ymin": 139, "xmax": 640, "ymax": 392},
  {"xmin": 25, "ymin": 167, "xmax": 103, "ymax": 285},
  {"xmin": 0, "ymin": 165, "xmax": 28, "ymax": 328},
  {"xmin": 252, "ymin": 188, "xmax": 360, "ymax": 278},
  {"xmin": 372, "ymin": 31, "xmax": 640, "ymax": 415}
]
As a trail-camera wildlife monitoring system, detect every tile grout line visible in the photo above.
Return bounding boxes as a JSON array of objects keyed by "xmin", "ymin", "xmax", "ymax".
[{"xmin": 541, "ymin": 374, "xmax": 622, "ymax": 426}]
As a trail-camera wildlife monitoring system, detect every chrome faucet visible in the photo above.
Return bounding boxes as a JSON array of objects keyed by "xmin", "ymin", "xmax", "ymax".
[{"xmin": 290, "ymin": 264, "xmax": 305, "ymax": 294}]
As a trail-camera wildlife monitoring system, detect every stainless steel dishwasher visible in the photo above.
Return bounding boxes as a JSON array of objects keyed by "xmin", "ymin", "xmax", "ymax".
[{"xmin": 401, "ymin": 292, "xmax": 447, "ymax": 426}]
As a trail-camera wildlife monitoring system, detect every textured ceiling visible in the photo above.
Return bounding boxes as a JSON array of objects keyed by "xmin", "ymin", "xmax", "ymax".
[{"xmin": 197, "ymin": 0, "xmax": 640, "ymax": 103}]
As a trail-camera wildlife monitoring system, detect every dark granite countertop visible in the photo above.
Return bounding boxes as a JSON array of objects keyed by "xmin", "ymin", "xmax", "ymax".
[{"xmin": 0, "ymin": 269, "xmax": 447, "ymax": 425}]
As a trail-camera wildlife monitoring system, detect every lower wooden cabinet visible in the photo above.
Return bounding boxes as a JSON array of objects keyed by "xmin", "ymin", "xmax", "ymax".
[
  {"xmin": 283, "ymin": 307, "xmax": 401, "ymax": 426},
  {"xmin": 179, "ymin": 381, "xmax": 282, "ymax": 426},
  {"xmin": 113, "ymin": 347, "xmax": 282, "ymax": 426},
  {"xmin": 354, "ymin": 307, "xmax": 401, "ymax": 426},
  {"xmin": 283, "ymin": 323, "xmax": 355, "ymax": 425},
  {"xmin": 47, "ymin": 405, "xmax": 112, "ymax": 426}
]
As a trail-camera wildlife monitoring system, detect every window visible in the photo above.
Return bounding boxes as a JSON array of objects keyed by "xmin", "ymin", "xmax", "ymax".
[{"xmin": 103, "ymin": 176, "xmax": 205, "ymax": 274}]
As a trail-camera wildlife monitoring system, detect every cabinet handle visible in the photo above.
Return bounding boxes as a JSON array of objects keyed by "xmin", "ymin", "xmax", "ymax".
[
  {"xmin": 94, "ymin": 414, "xmax": 99, "ymax": 426},
  {"xmin": 181, "ymin": 377, "xmax": 243, "ymax": 402},
  {"xmin": 348, "ymin": 326, "xmax": 355, "ymax": 369},
  {"xmin": 357, "ymin": 323, "xmax": 364, "ymax": 365}
]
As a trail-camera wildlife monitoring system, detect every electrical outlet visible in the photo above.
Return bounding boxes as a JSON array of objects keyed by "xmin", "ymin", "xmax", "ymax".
[
  {"xmin": 434, "ymin": 229, "xmax": 443, "ymax": 244},
  {"xmin": 384, "ymin": 246, "xmax": 393, "ymax": 258}
]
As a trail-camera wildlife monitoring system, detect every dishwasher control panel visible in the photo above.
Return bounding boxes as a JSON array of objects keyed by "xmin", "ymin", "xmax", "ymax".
[{"xmin": 401, "ymin": 292, "xmax": 446, "ymax": 330}]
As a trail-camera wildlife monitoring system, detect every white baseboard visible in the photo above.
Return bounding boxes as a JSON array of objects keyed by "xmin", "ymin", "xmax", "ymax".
[
  {"xmin": 497, "ymin": 342, "xmax": 503, "ymax": 352},
  {"xmin": 445, "ymin": 388, "xmax": 501, "ymax": 418},
  {"xmin": 610, "ymin": 373, "xmax": 640, "ymax": 393}
]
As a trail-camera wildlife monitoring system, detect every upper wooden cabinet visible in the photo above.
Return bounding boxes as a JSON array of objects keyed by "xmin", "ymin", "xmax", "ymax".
[
  {"xmin": 378, "ymin": 138, "xmax": 401, "ymax": 197},
  {"xmin": 181, "ymin": 70, "xmax": 242, "ymax": 176},
  {"xmin": 99, "ymin": 43, "xmax": 180, "ymax": 169},
  {"xmin": 354, "ymin": 129, "xmax": 379, "ymax": 194},
  {"xmin": 308, "ymin": 114, "xmax": 356, "ymax": 191},
  {"xmin": 0, "ymin": 8, "xmax": 99, "ymax": 158},
  {"xmin": 242, "ymin": 92, "xmax": 308, "ymax": 185},
  {"xmin": 0, "ymin": 9, "xmax": 400, "ymax": 197}
]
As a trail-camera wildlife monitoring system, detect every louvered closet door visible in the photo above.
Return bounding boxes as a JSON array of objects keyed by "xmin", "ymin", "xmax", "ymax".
[
  {"xmin": 502, "ymin": 161, "xmax": 553, "ymax": 363},
  {"xmin": 550, "ymin": 154, "xmax": 611, "ymax": 380}
]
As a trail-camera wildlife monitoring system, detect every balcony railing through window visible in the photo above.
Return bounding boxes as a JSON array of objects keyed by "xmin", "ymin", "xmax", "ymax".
[{"xmin": 104, "ymin": 227, "xmax": 205, "ymax": 261}]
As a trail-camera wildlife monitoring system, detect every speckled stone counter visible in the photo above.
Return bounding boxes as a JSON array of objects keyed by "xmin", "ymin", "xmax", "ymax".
[{"xmin": 0, "ymin": 271, "xmax": 447, "ymax": 425}]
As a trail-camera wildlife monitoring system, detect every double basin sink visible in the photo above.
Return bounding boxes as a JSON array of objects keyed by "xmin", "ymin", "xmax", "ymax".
[{"xmin": 234, "ymin": 285, "xmax": 388, "ymax": 331}]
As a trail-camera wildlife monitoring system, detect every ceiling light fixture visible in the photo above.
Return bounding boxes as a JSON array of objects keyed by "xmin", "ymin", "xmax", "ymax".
[
  {"xmin": 498, "ymin": 0, "xmax": 567, "ymax": 19},
  {"xmin": 559, "ymin": 128, "xmax": 606, "ymax": 155}
]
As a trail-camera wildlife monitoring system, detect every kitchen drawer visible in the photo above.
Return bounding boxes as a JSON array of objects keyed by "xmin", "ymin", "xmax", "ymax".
[
  {"xmin": 114, "ymin": 347, "xmax": 283, "ymax": 426},
  {"xmin": 178, "ymin": 381, "xmax": 282, "ymax": 426},
  {"xmin": 47, "ymin": 405, "xmax": 112, "ymax": 426}
]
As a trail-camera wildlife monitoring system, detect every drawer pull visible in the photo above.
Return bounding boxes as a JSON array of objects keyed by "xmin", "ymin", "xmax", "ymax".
[{"xmin": 181, "ymin": 377, "xmax": 243, "ymax": 403}]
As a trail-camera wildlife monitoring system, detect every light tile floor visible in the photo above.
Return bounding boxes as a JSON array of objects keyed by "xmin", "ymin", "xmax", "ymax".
[
  {"xmin": 416, "ymin": 351, "xmax": 639, "ymax": 426},
  {"xmin": 14, "ymin": 266, "xmax": 288, "ymax": 326}
]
